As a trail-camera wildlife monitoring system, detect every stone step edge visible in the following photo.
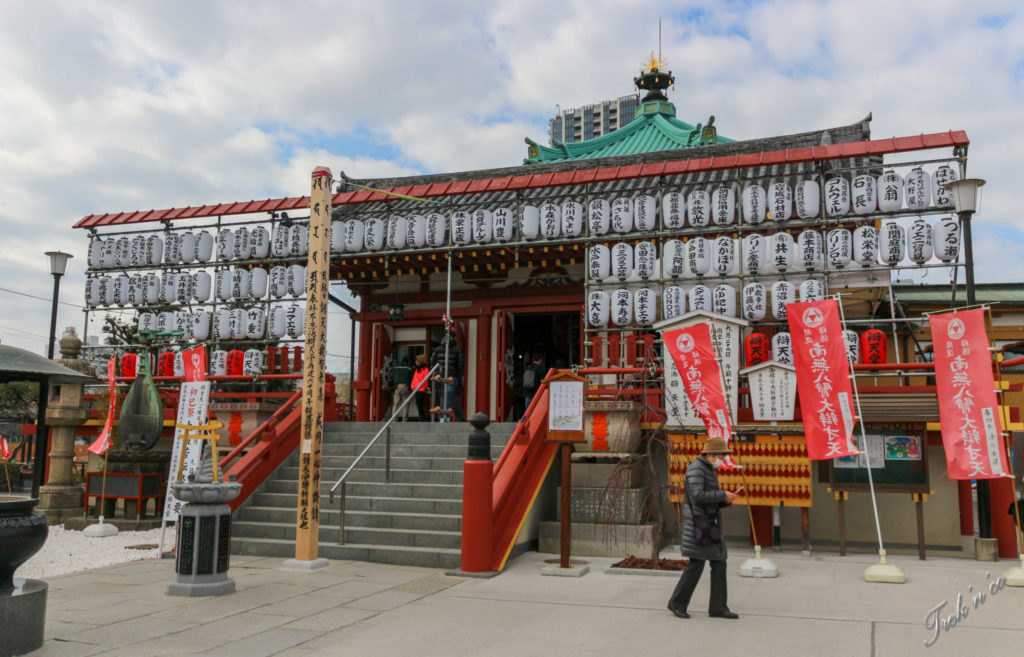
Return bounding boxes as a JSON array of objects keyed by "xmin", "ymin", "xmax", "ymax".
[
  {"xmin": 232, "ymin": 535, "xmax": 461, "ymax": 555},
  {"xmin": 239, "ymin": 505, "xmax": 461, "ymax": 519},
  {"xmin": 232, "ymin": 520, "xmax": 461, "ymax": 536}
]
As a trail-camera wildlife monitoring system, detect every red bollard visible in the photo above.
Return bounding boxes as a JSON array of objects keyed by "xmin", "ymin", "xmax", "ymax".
[{"xmin": 460, "ymin": 413, "xmax": 494, "ymax": 573}]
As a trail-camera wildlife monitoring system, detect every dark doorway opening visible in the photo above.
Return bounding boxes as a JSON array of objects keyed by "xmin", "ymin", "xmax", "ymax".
[{"xmin": 511, "ymin": 311, "xmax": 580, "ymax": 417}]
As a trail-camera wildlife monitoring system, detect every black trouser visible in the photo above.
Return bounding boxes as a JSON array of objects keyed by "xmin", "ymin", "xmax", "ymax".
[{"xmin": 668, "ymin": 558, "xmax": 728, "ymax": 614}]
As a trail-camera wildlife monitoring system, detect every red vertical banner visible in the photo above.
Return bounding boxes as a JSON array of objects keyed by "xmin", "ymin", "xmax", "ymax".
[
  {"xmin": 663, "ymin": 323, "xmax": 732, "ymax": 440},
  {"xmin": 181, "ymin": 345, "xmax": 207, "ymax": 383},
  {"xmin": 929, "ymin": 309, "xmax": 1010, "ymax": 479},
  {"xmin": 88, "ymin": 358, "xmax": 117, "ymax": 455},
  {"xmin": 787, "ymin": 299, "xmax": 860, "ymax": 460}
]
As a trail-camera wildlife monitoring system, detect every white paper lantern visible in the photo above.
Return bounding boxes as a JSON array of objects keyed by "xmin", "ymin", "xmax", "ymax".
[
  {"xmin": 772, "ymin": 332, "xmax": 794, "ymax": 365},
  {"xmin": 768, "ymin": 182, "xmax": 792, "ymax": 221},
  {"xmin": 742, "ymin": 233, "xmax": 767, "ymax": 275},
  {"xmin": 712, "ymin": 186, "xmax": 736, "ymax": 226},
  {"xmin": 387, "ymin": 216, "xmax": 408, "ymax": 250},
  {"xmin": 243, "ymin": 349, "xmax": 263, "ymax": 376},
  {"xmin": 905, "ymin": 168, "xmax": 931, "ymax": 210},
  {"xmin": 115, "ymin": 237, "xmax": 131, "ymax": 267},
  {"xmin": 742, "ymin": 282, "xmax": 767, "ymax": 322},
  {"xmin": 799, "ymin": 279, "xmax": 825, "ymax": 302},
  {"xmin": 451, "ymin": 211, "xmax": 472, "ymax": 245},
  {"xmin": 160, "ymin": 273, "xmax": 178, "ymax": 304},
  {"xmin": 588, "ymin": 199, "xmax": 610, "ymax": 235},
  {"xmin": 288, "ymin": 264, "xmax": 306, "ymax": 297},
  {"xmin": 331, "ymin": 220, "xmax": 347, "ymax": 252},
  {"xmin": 231, "ymin": 268, "xmax": 251, "ymax": 300},
  {"xmin": 687, "ymin": 237, "xmax": 711, "ymax": 276},
  {"xmin": 588, "ymin": 245, "xmax": 610, "ymax": 281},
  {"xmin": 174, "ymin": 311, "xmax": 193, "ymax": 341},
  {"xmin": 611, "ymin": 242, "xmax": 633, "ymax": 280},
  {"xmin": 157, "ymin": 311, "xmax": 175, "ymax": 333},
  {"xmin": 85, "ymin": 278, "xmax": 101, "ymax": 307},
  {"xmin": 88, "ymin": 240, "xmax": 104, "ymax": 269},
  {"xmin": 711, "ymin": 236, "xmax": 735, "ymax": 275},
  {"xmin": 216, "ymin": 229, "xmax": 233, "ymax": 260},
  {"xmin": 769, "ymin": 232, "xmax": 795, "ymax": 273},
  {"xmin": 286, "ymin": 305, "xmax": 304, "ymax": 338},
  {"xmin": 689, "ymin": 284, "xmax": 712, "ymax": 312},
  {"xmin": 797, "ymin": 230, "xmax": 824, "ymax": 270},
  {"xmin": 214, "ymin": 310, "xmax": 232, "ymax": 341},
  {"xmin": 249, "ymin": 267, "xmax": 268, "ymax": 299},
  {"xmin": 687, "ymin": 189, "xmax": 710, "ymax": 227},
  {"xmin": 611, "ymin": 197, "xmax": 633, "ymax": 233},
  {"xmin": 146, "ymin": 235, "xmax": 163, "ymax": 266},
  {"xmin": 662, "ymin": 191, "xmax": 685, "ymax": 228},
  {"xmin": 210, "ymin": 350, "xmax": 228, "ymax": 376},
  {"xmin": 112, "ymin": 275, "xmax": 130, "ymax": 306},
  {"xmin": 844, "ymin": 330, "xmax": 860, "ymax": 364},
  {"xmin": 742, "ymin": 185, "xmax": 767, "ymax": 225},
  {"xmin": 794, "ymin": 180, "xmax": 820, "ymax": 219},
  {"xmin": 232, "ymin": 227, "xmax": 250, "ymax": 261},
  {"xmin": 634, "ymin": 242, "xmax": 657, "ymax": 279},
  {"xmin": 492, "ymin": 208, "xmax": 514, "ymax": 242},
  {"xmin": 271, "ymin": 225, "xmax": 290, "ymax": 257},
  {"xmin": 249, "ymin": 226, "xmax": 270, "ymax": 259},
  {"xmin": 473, "ymin": 208, "xmax": 495, "ymax": 243},
  {"xmin": 127, "ymin": 275, "xmax": 143, "ymax": 306},
  {"xmin": 909, "ymin": 218, "xmax": 934, "ymax": 264},
  {"xmin": 539, "ymin": 202, "xmax": 560, "ymax": 239},
  {"xmin": 663, "ymin": 239, "xmax": 686, "ymax": 278},
  {"xmin": 853, "ymin": 225, "xmax": 878, "ymax": 267},
  {"xmin": 427, "ymin": 212, "xmax": 448, "ymax": 246},
  {"xmin": 634, "ymin": 195, "xmax": 656, "ymax": 231},
  {"xmin": 933, "ymin": 165, "xmax": 958, "ymax": 208},
  {"xmin": 171, "ymin": 351, "xmax": 184, "ymax": 377},
  {"xmin": 713, "ymin": 283, "xmax": 737, "ymax": 317},
  {"xmin": 933, "ymin": 217, "xmax": 959, "ymax": 262},
  {"xmin": 269, "ymin": 266, "xmax": 288, "ymax": 298},
  {"xmin": 229, "ymin": 308, "xmax": 246, "ymax": 340},
  {"xmin": 611, "ymin": 288, "xmax": 633, "ymax": 325},
  {"xmin": 269, "ymin": 306, "xmax": 287, "ymax": 338},
  {"xmin": 96, "ymin": 276, "xmax": 112, "ymax": 306},
  {"xmin": 344, "ymin": 219, "xmax": 364, "ymax": 252},
  {"xmin": 663, "ymin": 286, "xmax": 685, "ymax": 319},
  {"xmin": 634, "ymin": 288, "xmax": 656, "ymax": 325},
  {"xmin": 143, "ymin": 273, "xmax": 160, "ymax": 304},
  {"xmin": 587, "ymin": 290, "xmax": 610, "ymax": 327},
  {"xmin": 827, "ymin": 228, "xmax": 852, "ymax": 269},
  {"xmin": 365, "ymin": 217, "xmax": 386, "ymax": 251},
  {"xmin": 192, "ymin": 309, "xmax": 210, "ymax": 341},
  {"xmin": 99, "ymin": 238, "xmax": 116, "ymax": 268},
  {"xmin": 175, "ymin": 272, "xmax": 194, "ymax": 304},
  {"xmin": 245, "ymin": 308, "xmax": 266, "ymax": 340},
  {"xmin": 877, "ymin": 171, "xmax": 904, "ymax": 212},
  {"xmin": 851, "ymin": 174, "xmax": 877, "ymax": 215},
  {"xmin": 879, "ymin": 222, "xmax": 906, "ymax": 265},
  {"xmin": 289, "ymin": 224, "xmax": 309, "ymax": 256},
  {"xmin": 214, "ymin": 270, "xmax": 231, "ymax": 301},
  {"xmin": 138, "ymin": 312, "xmax": 157, "ymax": 334},
  {"xmin": 771, "ymin": 280, "xmax": 796, "ymax": 320},
  {"xmin": 130, "ymin": 235, "xmax": 147, "ymax": 266},
  {"xmin": 824, "ymin": 177, "xmax": 851, "ymax": 217},
  {"xmin": 519, "ymin": 205, "xmax": 540, "ymax": 240}
]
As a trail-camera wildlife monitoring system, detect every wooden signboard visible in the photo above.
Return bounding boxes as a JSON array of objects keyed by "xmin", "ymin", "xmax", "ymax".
[{"xmin": 543, "ymin": 371, "xmax": 587, "ymax": 569}]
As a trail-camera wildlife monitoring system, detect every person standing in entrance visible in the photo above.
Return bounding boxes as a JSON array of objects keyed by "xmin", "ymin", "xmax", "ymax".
[
  {"xmin": 390, "ymin": 357, "xmax": 413, "ymax": 421},
  {"xmin": 411, "ymin": 353, "xmax": 430, "ymax": 422},
  {"xmin": 430, "ymin": 331, "xmax": 465, "ymax": 421},
  {"xmin": 668, "ymin": 437, "xmax": 739, "ymax": 620},
  {"xmin": 522, "ymin": 353, "xmax": 544, "ymax": 417}
]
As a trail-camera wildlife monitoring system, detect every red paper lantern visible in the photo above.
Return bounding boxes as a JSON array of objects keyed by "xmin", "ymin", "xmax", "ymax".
[
  {"xmin": 745, "ymin": 332, "xmax": 771, "ymax": 367},
  {"xmin": 157, "ymin": 351, "xmax": 175, "ymax": 377},
  {"xmin": 861, "ymin": 329, "xmax": 888, "ymax": 365},
  {"xmin": 226, "ymin": 349, "xmax": 245, "ymax": 376},
  {"xmin": 119, "ymin": 353, "xmax": 137, "ymax": 377}
]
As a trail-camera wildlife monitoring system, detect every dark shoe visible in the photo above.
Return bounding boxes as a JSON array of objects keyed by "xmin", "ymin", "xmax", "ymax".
[
  {"xmin": 709, "ymin": 611, "xmax": 739, "ymax": 619},
  {"xmin": 667, "ymin": 605, "xmax": 690, "ymax": 619}
]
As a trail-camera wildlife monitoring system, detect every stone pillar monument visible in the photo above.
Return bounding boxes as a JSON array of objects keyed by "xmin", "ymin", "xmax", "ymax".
[{"xmin": 37, "ymin": 327, "xmax": 94, "ymax": 525}]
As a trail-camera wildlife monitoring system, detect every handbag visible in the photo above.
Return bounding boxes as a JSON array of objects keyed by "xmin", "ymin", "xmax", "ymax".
[{"xmin": 685, "ymin": 488, "xmax": 722, "ymax": 546}]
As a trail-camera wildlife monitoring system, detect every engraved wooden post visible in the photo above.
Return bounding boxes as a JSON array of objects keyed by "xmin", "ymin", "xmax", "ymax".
[{"xmin": 292, "ymin": 166, "xmax": 332, "ymax": 567}]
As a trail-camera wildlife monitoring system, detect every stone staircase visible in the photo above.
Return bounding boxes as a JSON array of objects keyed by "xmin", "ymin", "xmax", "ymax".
[{"xmin": 231, "ymin": 421, "xmax": 516, "ymax": 569}]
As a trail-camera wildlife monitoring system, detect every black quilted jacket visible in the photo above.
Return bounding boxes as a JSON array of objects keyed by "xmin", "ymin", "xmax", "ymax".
[{"xmin": 680, "ymin": 455, "xmax": 730, "ymax": 561}]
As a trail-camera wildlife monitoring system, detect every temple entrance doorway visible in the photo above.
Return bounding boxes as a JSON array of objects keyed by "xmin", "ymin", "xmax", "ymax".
[{"xmin": 498, "ymin": 310, "xmax": 580, "ymax": 420}]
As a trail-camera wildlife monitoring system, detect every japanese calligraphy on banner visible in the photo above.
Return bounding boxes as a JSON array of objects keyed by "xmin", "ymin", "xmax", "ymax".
[
  {"xmin": 163, "ymin": 380, "xmax": 211, "ymax": 521},
  {"xmin": 181, "ymin": 344, "xmax": 207, "ymax": 383},
  {"xmin": 787, "ymin": 299, "xmax": 860, "ymax": 460},
  {"xmin": 929, "ymin": 309, "xmax": 1010, "ymax": 479},
  {"xmin": 663, "ymin": 323, "xmax": 732, "ymax": 439}
]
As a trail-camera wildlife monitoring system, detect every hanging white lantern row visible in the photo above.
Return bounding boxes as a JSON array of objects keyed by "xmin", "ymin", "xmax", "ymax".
[
  {"xmin": 687, "ymin": 189, "xmax": 710, "ymax": 227},
  {"xmin": 243, "ymin": 349, "xmax": 263, "ymax": 376},
  {"xmin": 214, "ymin": 270, "xmax": 231, "ymax": 302},
  {"xmin": 249, "ymin": 226, "xmax": 270, "ymax": 259},
  {"xmin": 742, "ymin": 282, "xmax": 767, "ymax": 322},
  {"xmin": 174, "ymin": 311, "xmax": 193, "ymax": 341},
  {"xmin": 160, "ymin": 273, "xmax": 178, "ymax": 304},
  {"xmin": 426, "ymin": 212, "xmax": 448, "ymax": 246},
  {"xmin": 157, "ymin": 311, "xmax": 175, "ymax": 333},
  {"xmin": 388, "ymin": 216, "xmax": 409, "ymax": 250},
  {"xmin": 795, "ymin": 180, "xmax": 820, "ymax": 219},
  {"xmin": 127, "ymin": 275, "xmax": 143, "ymax": 306},
  {"xmin": 331, "ymin": 220, "xmax": 347, "ymax": 252},
  {"xmin": 635, "ymin": 241, "xmax": 657, "ymax": 279},
  {"xmin": 909, "ymin": 218, "xmax": 934, "ymax": 264},
  {"xmin": 271, "ymin": 225, "xmax": 290, "ymax": 257},
  {"xmin": 146, "ymin": 235, "xmax": 163, "ymax": 266},
  {"xmin": 827, "ymin": 228, "xmax": 852, "ymax": 269},
  {"xmin": 130, "ymin": 236, "xmax": 147, "ymax": 266},
  {"xmin": 711, "ymin": 236, "xmax": 735, "ymax": 275},
  {"xmin": 588, "ymin": 244, "xmax": 611, "ymax": 281},
  {"xmin": 112, "ymin": 275, "xmax": 130, "ymax": 306},
  {"xmin": 97, "ymin": 276, "xmax": 113, "ymax": 306},
  {"xmin": 230, "ymin": 268, "xmax": 251, "ymax": 300},
  {"xmin": 712, "ymin": 186, "xmax": 736, "ymax": 226},
  {"xmin": 771, "ymin": 280, "xmax": 796, "ymax": 320},
  {"xmin": 176, "ymin": 272, "xmax": 195, "ymax": 304},
  {"xmin": 933, "ymin": 217, "xmax": 960, "ymax": 262},
  {"xmin": 216, "ymin": 229, "xmax": 233, "ymax": 260},
  {"xmin": 290, "ymin": 224, "xmax": 309, "ymax": 256},
  {"xmin": 905, "ymin": 168, "xmax": 931, "ymax": 210},
  {"xmin": 210, "ymin": 350, "xmax": 228, "ymax": 376},
  {"xmin": 450, "ymin": 210, "xmax": 471, "ymax": 245},
  {"xmin": 879, "ymin": 222, "xmax": 906, "ymax": 265},
  {"xmin": 286, "ymin": 305, "xmax": 305, "ymax": 338},
  {"xmin": 663, "ymin": 286, "xmax": 685, "ymax": 319},
  {"xmin": 492, "ymin": 208, "xmax": 513, "ymax": 242},
  {"xmin": 138, "ymin": 312, "xmax": 157, "ymax": 334},
  {"xmin": 519, "ymin": 205, "xmax": 540, "ymax": 240},
  {"xmin": 561, "ymin": 201, "xmax": 584, "ymax": 237},
  {"xmin": 588, "ymin": 199, "xmax": 610, "ymax": 235},
  {"xmin": 769, "ymin": 232, "xmax": 795, "ymax": 273},
  {"xmin": 662, "ymin": 191, "xmax": 685, "ymax": 228},
  {"xmin": 269, "ymin": 266, "xmax": 288, "ymax": 298},
  {"xmin": 288, "ymin": 264, "xmax": 306, "ymax": 297},
  {"xmin": 687, "ymin": 237, "xmax": 711, "ymax": 276},
  {"xmin": 88, "ymin": 240, "xmax": 104, "ymax": 269},
  {"xmin": 611, "ymin": 288, "xmax": 633, "ymax": 325},
  {"xmin": 663, "ymin": 239, "xmax": 686, "ymax": 278},
  {"xmin": 799, "ymin": 278, "xmax": 825, "ymax": 302},
  {"xmin": 233, "ymin": 227, "xmax": 250, "ymax": 261},
  {"xmin": 245, "ymin": 308, "xmax": 266, "ymax": 340},
  {"xmin": 611, "ymin": 197, "xmax": 633, "ymax": 233},
  {"xmin": 635, "ymin": 195, "xmax": 656, "ymax": 231},
  {"xmin": 249, "ymin": 267, "xmax": 268, "ymax": 299},
  {"xmin": 269, "ymin": 306, "xmax": 287, "ymax": 338},
  {"xmin": 768, "ymin": 182, "xmax": 792, "ymax": 221},
  {"xmin": 634, "ymin": 288, "xmax": 656, "ymax": 325},
  {"xmin": 844, "ymin": 330, "xmax": 859, "ymax": 363},
  {"xmin": 344, "ymin": 218, "xmax": 364, "ymax": 252},
  {"xmin": 192, "ymin": 310, "xmax": 210, "ymax": 341},
  {"xmin": 114, "ymin": 237, "xmax": 131, "ymax": 267},
  {"xmin": 772, "ymin": 332, "xmax": 794, "ymax": 365},
  {"xmin": 85, "ymin": 278, "xmax": 101, "ymax": 307},
  {"xmin": 587, "ymin": 290, "xmax": 610, "ymax": 327},
  {"xmin": 143, "ymin": 273, "xmax": 160, "ymax": 304},
  {"xmin": 214, "ymin": 310, "xmax": 231, "ymax": 341},
  {"xmin": 229, "ymin": 308, "xmax": 246, "ymax": 340},
  {"xmin": 742, "ymin": 233, "xmax": 767, "ymax": 275},
  {"xmin": 192, "ymin": 271, "xmax": 211, "ymax": 303},
  {"xmin": 742, "ymin": 184, "xmax": 767, "ymax": 225},
  {"xmin": 473, "ymin": 208, "xmax": 495, "ymax": 243},
  {"xmin": 853, "ymin": 225, "xmax": 879, "ymax": 267},
  {"xmin": 713, "ymin": 284, "xmax": 737, "ymax": 317},
  {"xmin": 851, "ymin": 174, "xmax": 877, "ymax": 215},
  {"xmin": 611, "ymin": 242, "xmax": 633, "ymax": 280},
  {"xmin": 689, "ymin": 284, "xmax": 712, "ymax": 312},
  {"xmin": 933, "ymin": 165, "xmax": 958, "ymax": 208},
  {"xmin": 824, "ymin": 177, "xmax": 850, "ymax": 217},
  {"xmin": 539, "ymin": 202, "xmax": 560, "ymax": 239},
  {"xmin": 877, "ymin": 170, "xmax": 904, "ymax": 212},
  {"xmin": 364, "ymin": 217, "xmax": 385, "ymax": 251}
]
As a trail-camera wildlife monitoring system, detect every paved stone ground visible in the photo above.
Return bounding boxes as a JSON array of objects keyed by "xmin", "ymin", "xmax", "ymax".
[{"xmin": 24, "ymin": 548, "xmax": 1024, "ymax": 657}]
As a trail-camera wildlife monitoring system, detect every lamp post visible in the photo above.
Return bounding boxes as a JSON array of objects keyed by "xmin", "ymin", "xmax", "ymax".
[
  {"xmin": 44, "ymin": 251, "xmax": 73, "ymax": 359},
  {"xmin": 944, "ymin": 179, "xmax": 990, "ymax": 540}
]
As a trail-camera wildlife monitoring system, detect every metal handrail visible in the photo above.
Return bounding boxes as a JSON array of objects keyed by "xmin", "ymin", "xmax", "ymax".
[{"xmin": 328, "ymin": 362, "xmax": 440, "ymax": 543}]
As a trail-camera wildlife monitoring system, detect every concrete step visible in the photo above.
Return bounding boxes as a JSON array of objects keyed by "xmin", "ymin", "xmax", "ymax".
[
  {"xmin": 322, "ymin": 422, "xmax": 517, "ymax": 445},
  {"xmin": 316, "ymin": 443, "xmax": 496, "ymax": 459},
  {"xmin": 304, "ymin": 454, "xmax": 469, "ymax": 471},
  {"xmin": 248, "ymin": 492, "xmax": 462, "ymax": 515},
  {"xmin": 263, "ymin": 479, "xmax": 463, "ymax": 500},
  {"xmin": 235, "ymin": 506, "xmax": 462, "ymax": 532},
  {"xmin": 276, "ymin": 466, "xmax": 463, "ymax": 485},
  {"xmin": 232, "ymin": 521, "xmax": 461, "ymax": 550},
  {"xmin": 231, "ymin": 536, "xmax": 460, "ymax": 569}
]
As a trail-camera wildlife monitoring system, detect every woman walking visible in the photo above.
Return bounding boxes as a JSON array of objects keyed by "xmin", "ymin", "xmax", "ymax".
[{"xmin": 668, "ymin": 436, "xmax": 739, "ymax": 619}]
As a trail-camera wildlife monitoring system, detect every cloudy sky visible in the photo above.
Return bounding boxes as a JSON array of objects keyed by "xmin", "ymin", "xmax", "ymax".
[{"xmin": 1, "ymin": 0, "xmax": 1021, "ymax": 370}]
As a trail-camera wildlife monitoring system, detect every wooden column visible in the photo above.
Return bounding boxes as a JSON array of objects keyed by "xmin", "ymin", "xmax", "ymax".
[{"xmin": 475, "ymin": 313, "xmax": 491, "ymax": 416}]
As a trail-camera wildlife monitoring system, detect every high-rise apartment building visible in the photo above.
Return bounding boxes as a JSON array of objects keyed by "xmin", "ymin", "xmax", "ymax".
[{"xmin": 548, "ymin": 94, "xmax": 641, "ymax": 144}]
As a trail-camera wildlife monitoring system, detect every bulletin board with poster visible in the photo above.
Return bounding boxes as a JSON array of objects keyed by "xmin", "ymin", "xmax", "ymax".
[{"xmin": 827, "ymin": 427, "xmax": 929, "ymax": 494}]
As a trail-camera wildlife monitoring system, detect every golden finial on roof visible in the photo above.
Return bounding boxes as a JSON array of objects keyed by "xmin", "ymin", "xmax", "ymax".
[{"xmin": 643, "ymin": 52, "xmax": 665, "ymax": 73}]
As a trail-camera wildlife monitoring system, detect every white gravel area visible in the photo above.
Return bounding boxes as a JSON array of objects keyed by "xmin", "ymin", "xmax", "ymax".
[{"xmin": 18, "ymin": 525, "xmax": 176, "ymax": 580}]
